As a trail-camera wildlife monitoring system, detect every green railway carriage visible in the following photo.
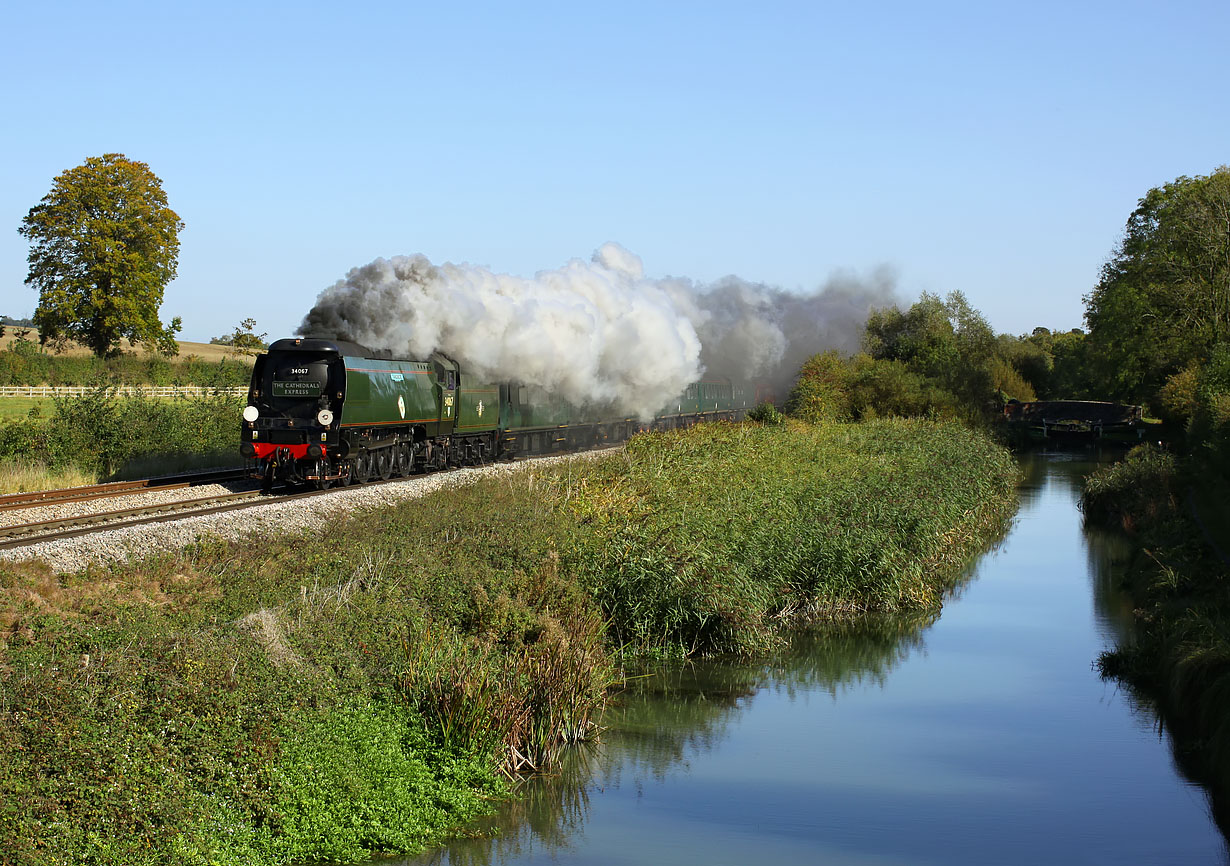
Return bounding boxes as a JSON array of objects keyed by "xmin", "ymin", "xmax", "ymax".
[
  {"xmin": 655, "ymin": 377, "xmax": 748, "ymax": 426},
  {"xmin": 241, "ymin": 337, "xmax": 763, "ymax": 490},
  {"xmin": 499, "ymin": 386, "xmax": 638, "ymax": 456}
]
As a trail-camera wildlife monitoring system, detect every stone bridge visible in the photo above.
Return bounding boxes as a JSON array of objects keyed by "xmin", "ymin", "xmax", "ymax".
[{"xmin": 1003, "ymin": 400, "xmax": 1145, "ymax": 441}]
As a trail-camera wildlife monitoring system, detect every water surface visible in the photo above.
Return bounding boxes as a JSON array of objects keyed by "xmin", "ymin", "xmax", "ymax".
[{"xmin": 397, "ymin": 452, "xmax": 1226, "ymax": 865}]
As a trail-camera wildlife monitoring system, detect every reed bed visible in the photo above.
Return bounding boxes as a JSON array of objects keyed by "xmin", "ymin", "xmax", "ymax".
[
  {"xmin": 0, "ymin": 417, "xmax": 1018, "ymax": 865},
  {"xmin": 549, "ymin": 419, "xmax": 1018, "ymax": 654}
]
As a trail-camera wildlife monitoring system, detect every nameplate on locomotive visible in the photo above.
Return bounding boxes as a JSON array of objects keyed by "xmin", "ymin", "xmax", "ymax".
[{"xmin": 273, "ymin": 381, "xmax": 322, "ymax": 397}]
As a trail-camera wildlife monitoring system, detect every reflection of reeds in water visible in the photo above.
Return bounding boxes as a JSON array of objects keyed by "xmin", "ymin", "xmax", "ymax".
[
  {"xmin": 1099, "ymin": 670, "xmax": 1230, "ymax": 844},
  {"xmin": 395, "ymin": 612, "xmax": 938, "ymax": 866},
  {"xmin": 782, "ymin": 613, "xmax": 937, "ymax": 696},
  {"xmin": 1084, "ymin": 525, "xmax": 1138, "ymax": 642}
]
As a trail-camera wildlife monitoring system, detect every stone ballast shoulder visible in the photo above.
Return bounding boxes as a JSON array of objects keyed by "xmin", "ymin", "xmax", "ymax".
[{"xmin": 1, "ymin": 451, "xmax": 611, "ymax": 574}]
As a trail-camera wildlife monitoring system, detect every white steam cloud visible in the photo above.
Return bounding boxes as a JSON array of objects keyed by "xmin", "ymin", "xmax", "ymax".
[{"xmin": 298, "ymin": 243, "xmax": 898, "ymax": 418}]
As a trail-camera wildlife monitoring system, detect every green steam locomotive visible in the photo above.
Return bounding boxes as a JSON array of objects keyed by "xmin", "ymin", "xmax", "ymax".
[{"xmin": 240, "ymin": 337, "xmax": 759, "ymax": 490}]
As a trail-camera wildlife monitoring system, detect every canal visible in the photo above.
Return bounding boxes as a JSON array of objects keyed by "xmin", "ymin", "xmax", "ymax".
[{"xmin": 394, "ymin": 451, "xmax": 1227, "ymax": 865}]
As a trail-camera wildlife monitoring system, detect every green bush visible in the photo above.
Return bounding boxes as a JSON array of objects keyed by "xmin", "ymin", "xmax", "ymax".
[
  {"xmin": 0, "ymin": 389, "xmax": 243, "ymax": 476},
  {"xmin": 746, "ymin": 401, "xmax": 785, "ymax": 425},
  {"xmin": 784, "ymin": 351, "xmax": 850, "ymax": 424},
  {"xmin": 1081, "ymin": 444, "xmax": 1180, "ymax": 532},
  {"xmin": 785, "ymin": 352, "xmax": 968, "ymax": 425},
  {"xmin": 845, "ymin": 356, "xmax": 962, "ymax": 421}
]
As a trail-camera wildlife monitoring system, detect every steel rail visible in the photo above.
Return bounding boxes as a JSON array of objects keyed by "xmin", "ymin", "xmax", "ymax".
[
  {"xmin": 0, "ymin": 448, "xmax": 616, "ymax": 552},
  {"xmin": 0, "ymin": 468, "xmax": 248, "ymax": 511},
  {"xmin": 0, "ymin": 489, "xmax": 269, "ymax": 543}
]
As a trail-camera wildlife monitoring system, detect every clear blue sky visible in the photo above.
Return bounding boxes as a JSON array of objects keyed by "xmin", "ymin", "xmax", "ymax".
[{"xmin": 2, "ymin": 0, "xmax": 1227, "ymax": 343}]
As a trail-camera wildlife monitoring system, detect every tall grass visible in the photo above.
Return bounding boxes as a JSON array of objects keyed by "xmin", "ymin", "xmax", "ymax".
[
  {"xmin": 0, "ymin": 458, "xmax": 97, "ymax": 494},
  {"xmin": 553, "ymin": 419, "xmax": 1018, "ymax": 654},
  {"xmin": 403, "ymin": 610, "xmax": 609, "ymax": 775}
]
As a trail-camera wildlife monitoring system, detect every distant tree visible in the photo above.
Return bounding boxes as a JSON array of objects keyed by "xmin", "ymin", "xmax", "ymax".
[
  {"xmin": 18, "ymin": 153, "xmax": 184, "ymax": 358},
  {"xmin": 863, "ymin": 291, "xmax": 996, "ymax": 405},
  {"xmin": 1016, "ymin": 327, "xmax": 1098, "ymax": 400},
  {"xmin": 1085, "ymin": 166, "xmax": 1230, "ymax": 402},
  {"xmin": 210, "ymin": 318, "xmax": 268, "ymax": 355}
]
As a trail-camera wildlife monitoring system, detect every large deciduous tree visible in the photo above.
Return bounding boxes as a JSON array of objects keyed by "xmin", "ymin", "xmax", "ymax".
[
  {"xmin": 1085, "ymin": 166, "xmax": 1230, "ymax": 403},
  {"xmin": 18, "ymin": 153, "xmax": 184, "ymax": 358}
]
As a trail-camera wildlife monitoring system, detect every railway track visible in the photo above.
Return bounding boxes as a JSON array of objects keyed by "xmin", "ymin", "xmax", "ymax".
[
  {"xmin": 0, "ymin": 449, "xmax": 617, "ymax": 553},
  {"xmin": 0, "ymin": 468, "xmax": 456, "ymax": 551},
  {"xmin": 0, "ymin": 489, "xmax": 272, "ymax": 549},
  {"xmin": 0, "ymin": 468, "xmax": 249, "ymax": 512},
  {"xmin": 0, "ymin": 468, "xmax": 259, "ymax": 550}
]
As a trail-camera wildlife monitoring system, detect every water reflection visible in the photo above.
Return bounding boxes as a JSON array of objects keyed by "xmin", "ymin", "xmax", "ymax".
[
  {"xmin": 397, "ymin": 615, "xmax": 941, "ymax": 866},
  {"xmin": 388, "ymin": 450, "xmax": 1227, "ymax": 866}
]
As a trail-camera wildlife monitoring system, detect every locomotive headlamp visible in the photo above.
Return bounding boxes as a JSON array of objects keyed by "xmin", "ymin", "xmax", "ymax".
[
  {"xmin": 316, "ymin": 409, "xmax": 334, "ymax": 426},
  {"xmin": 242, "ymin": 405, "xmax": 259, "ymax": 422}
]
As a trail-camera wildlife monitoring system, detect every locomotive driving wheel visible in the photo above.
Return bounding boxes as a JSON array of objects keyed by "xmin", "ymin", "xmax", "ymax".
[
  {"xmin": 375, "ymin": 448, "xmax": 393, "ymax": 481},
  {"xmin": 355, "ymin": 452, "xmax": 373, "ymax": 484}
]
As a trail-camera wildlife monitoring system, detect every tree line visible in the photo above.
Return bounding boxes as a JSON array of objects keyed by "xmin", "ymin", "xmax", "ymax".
[{"xmin": 787, "ymin": 164, "xmax": 1230, "ymax": 478}]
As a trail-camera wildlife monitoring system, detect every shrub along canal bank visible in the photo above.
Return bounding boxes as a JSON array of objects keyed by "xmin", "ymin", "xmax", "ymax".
[
  {"xmin": 1084, "ymin": 445, "xmax": 1230, "ymax": 833},
  {"xmin": 0, "ymin": 419, "xmax": 1019, "ymax": 865}
]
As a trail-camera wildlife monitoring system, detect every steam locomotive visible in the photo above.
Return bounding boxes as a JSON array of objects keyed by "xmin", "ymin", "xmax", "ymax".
[{"xmin": 240, "ymin": 338, "xmax": 759, "ymax": 490}]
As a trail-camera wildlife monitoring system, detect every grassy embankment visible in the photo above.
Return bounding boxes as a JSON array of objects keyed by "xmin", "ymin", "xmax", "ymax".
[
  {"xmin": 1084, "ymin": 446, "xmax": 1230, "ymax": 817},
  {"xmin": 0, "ymin": 419, "xmax": 1019, "ymax": 865}
]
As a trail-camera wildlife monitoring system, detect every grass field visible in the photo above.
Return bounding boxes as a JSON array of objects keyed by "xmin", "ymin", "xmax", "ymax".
[
  {"xmin": 0, "ymin": 329, "xmax": 252, "ymax": 364},
  {"xmin": 0, "ymin": 397, "xmax": 51, "ymax": 423}
]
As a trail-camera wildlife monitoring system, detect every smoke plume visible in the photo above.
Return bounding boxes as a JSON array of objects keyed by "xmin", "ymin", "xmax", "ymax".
[{"xmin": 297, "ymin": 243, "xmax": 898, "ymax": 418}]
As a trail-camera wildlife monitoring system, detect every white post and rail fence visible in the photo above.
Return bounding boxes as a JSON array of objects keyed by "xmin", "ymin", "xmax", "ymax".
[{"xmin": 0, "ymin": 386, "xmax": 248, "ymax": 398}]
